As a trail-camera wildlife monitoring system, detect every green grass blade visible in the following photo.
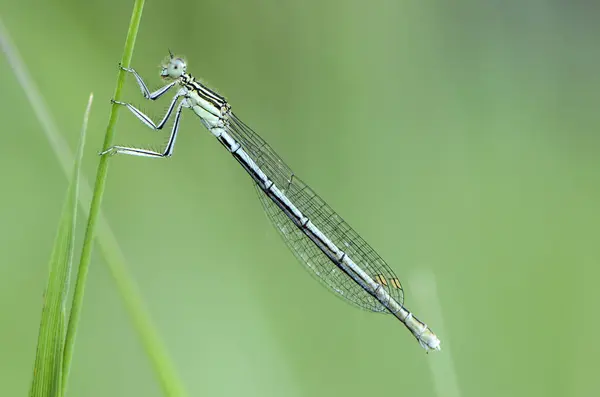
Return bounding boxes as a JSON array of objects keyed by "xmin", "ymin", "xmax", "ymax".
[
  {"xmin": 29, "ymin": 94, "xmax": 93, "ymax": 397},
  {"xmin": 62, "ymin": 0, "xmax": 146, "ymax": 384}
]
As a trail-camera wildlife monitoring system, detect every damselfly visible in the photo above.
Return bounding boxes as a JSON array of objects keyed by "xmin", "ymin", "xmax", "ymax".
[{"xmin": 101, "ymin": 52, "xmax": 441, "ymax": 352}]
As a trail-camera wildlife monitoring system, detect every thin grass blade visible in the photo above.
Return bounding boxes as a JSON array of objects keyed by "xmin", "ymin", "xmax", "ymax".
[{"xmin": 29, "ymin": 94, "xmax": 93, "ymax": 397}]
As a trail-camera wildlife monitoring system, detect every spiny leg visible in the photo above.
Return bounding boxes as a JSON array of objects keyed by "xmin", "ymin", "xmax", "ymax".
[
  {"xmin": 113, "ymin": 89, "xmax": 185, "ymax": 131},
  {"xmin": 119, "ymin": 63, "xmax": 175, "ymax": 100},
  {"xmin": 100, "ymin": 101, "xmax": 188, "ymax": 158}
]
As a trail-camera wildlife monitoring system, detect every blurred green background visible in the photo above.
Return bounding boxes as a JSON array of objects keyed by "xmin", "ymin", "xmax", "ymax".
[{"xmin": 1, "ymin": 1, "xmax": 599, "ymax": 396}]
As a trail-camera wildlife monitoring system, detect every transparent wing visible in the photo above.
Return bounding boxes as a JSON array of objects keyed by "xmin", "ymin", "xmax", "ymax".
[
  {"xmin": 227, "ymin": 113, "xmax": 295, "ymax": 191},
  {"xmin": 227, "ymin": 113, "xmax": 404, "ymax": 312}
]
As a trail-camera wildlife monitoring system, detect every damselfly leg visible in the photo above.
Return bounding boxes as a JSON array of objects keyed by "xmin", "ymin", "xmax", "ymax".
[
  {"xmin": 101, "ymin": 89, "xmax": 188, "ymax": 158},
  {"xmin": 119, "ymin": 63, "xmax": 176, "ymax": 100},
  {"xmin": 111, "ymin": 89, "xmax": 183, "ymax": 131}
]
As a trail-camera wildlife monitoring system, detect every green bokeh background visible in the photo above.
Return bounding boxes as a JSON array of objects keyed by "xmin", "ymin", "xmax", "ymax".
[{"xmin": 1, "ymin": 1, "xmax": 599, "ymax": 396}]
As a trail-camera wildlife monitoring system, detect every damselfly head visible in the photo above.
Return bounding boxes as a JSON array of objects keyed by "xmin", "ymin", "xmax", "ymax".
[{"xmin": 160, "ymin": 55, "xmax": 187, "ymax": 80}]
